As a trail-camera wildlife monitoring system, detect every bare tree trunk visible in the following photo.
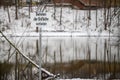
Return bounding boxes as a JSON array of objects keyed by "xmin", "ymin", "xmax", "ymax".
[
  {"xmin": 29, "ymin": 4, "xmax": 30, "ymax": 18},
  {"xmin": 18, "ymin": 0, "xmax": 20, "ymax": 8},
  {"xmin": 118, "ymin": 14, "xmax": 120, "ymax": 26},
  {"xmin": 29, "ymin": 0, "xmax": 31, "ymax": 18},
  {"xmin": 114, "ymin": 0, "xmax": 118, "ymax": 15},
  {"xmin": 28, "ymin": 0, "xmax": 32, "ymax": 18},
  {"xmin": 109, "ymin": 0, "xmax": 112, "ymax": 29},
  {"xmin": 15, "ymin": 0, "xmax": 18, "ymax": 19},
  {"xmin": 7, "ymin": 6, "xmax": 11, "ymax": 22},
  {"xmin": 20, "ymin": 0, "xmax": 22, "ymax": 8},
  {"xmin": 104, "ymin": 1, "xmax": 107, "ymax": 30},
  {"xmin": 30, "ymin": 0, "xmax": 33, "ymax": 12},
  {"xmin": 60, "ymin": 0, "xmax": 63, "ymax": 26},
  {"xmin": 95, "ymin": 0, "xmax": 98, "ymax": 30},
  {"xmin": 75, "ymin": 10, "xmax": 78, "ymax": 30},
  {"xmin": 88, "ymin": 0, "xmax": 91, "ymax": 20},
  {"xmin": 53, "ymin": 0, "xmax": 56, "ymax": 19}
]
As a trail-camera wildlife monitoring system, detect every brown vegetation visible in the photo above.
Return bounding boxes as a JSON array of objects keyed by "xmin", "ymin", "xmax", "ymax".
[
  {"xmin": 43, "ymin": 60, "xmax": 120, "ymax": 78},
  {"xmin": 0, "ymin": 61, "xmax": 13, "ymax": 80}
]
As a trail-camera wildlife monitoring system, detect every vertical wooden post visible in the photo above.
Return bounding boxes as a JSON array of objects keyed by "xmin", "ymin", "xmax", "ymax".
[{"xmin": 39, "ymin": 27, "xmax": 42, "ymax": 80}]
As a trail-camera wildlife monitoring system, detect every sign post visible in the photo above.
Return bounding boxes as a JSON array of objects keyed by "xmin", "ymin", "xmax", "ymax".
[
  {"xmin": 39, "ymin": 27, "xmax": 42, "ymax": 80},
  {"xmin": 34, "ymin": 12, "xmax": 49, "ymax": 80}
]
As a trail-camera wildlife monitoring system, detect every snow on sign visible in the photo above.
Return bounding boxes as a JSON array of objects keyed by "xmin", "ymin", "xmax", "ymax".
[{"xmin": 34, "ymin": 12, "xmax": 49, "ymax": 26}]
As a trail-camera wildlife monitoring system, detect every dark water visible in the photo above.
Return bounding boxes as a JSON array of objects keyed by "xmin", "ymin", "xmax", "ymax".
[{"xmin": 0, "ymin": 36, "xmax": 120, "ymax": 79}]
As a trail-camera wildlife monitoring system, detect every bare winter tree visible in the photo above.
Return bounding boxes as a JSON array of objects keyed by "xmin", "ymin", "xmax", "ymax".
[
  {"xmin": 74, "ymin": 10, "xmax": 78, "ymax": 30},
  {"xmin": 87, "ymin": 0, "xmax": 91, "ymax": 28},
  {"xmin": 6, "ymin": 0, "xmax": 11, "ymax": 22},
  {"xmin": 53, "ymin": 0, "xmax": 56, "ymax": 19},
  {"xmin": 103, "ymin": 0, "xmax": 107, "ymax": 30},
  {"xmin": 88, "ymin": 0, "xmax": 91, "ymax": 20},
  {"xmin": 28, "ymin": 0, "xmax": 33, "ymax": 18},
  {"xmin": 15, "ymin": 0, "xmax": 18, "ymax": 19},
  {"xmin": 60, "ymin": 0, "xmax": 63, "ymax": 26},
  {"xmin": 95, "ymin": 0, "xmax": 98, "ymax": 30},
  {"xmin": 20, "ymin": 0, "xmax": 22, "ymax": 8}
]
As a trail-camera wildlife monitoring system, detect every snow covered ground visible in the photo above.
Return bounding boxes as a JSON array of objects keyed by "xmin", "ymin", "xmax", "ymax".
[{"xmin": 0, "ymin": 6, "xmax": 119, "ymax": 37}]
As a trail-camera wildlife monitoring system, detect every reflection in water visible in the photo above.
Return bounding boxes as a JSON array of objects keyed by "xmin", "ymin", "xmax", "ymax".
[{"xmin": 0, "ymin": 37, "xmax": 120, "ymax": 79}]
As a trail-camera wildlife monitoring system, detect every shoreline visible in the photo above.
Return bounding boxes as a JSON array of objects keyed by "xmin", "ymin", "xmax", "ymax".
[{"xmin": 0, "ymin": 31, "xmax": 118, "ymax": 37}]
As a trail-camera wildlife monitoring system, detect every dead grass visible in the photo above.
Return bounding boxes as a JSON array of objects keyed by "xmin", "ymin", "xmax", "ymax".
[{"xmin": 43, "ymin": 60, "xmax": 120, "ymax": 78}]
